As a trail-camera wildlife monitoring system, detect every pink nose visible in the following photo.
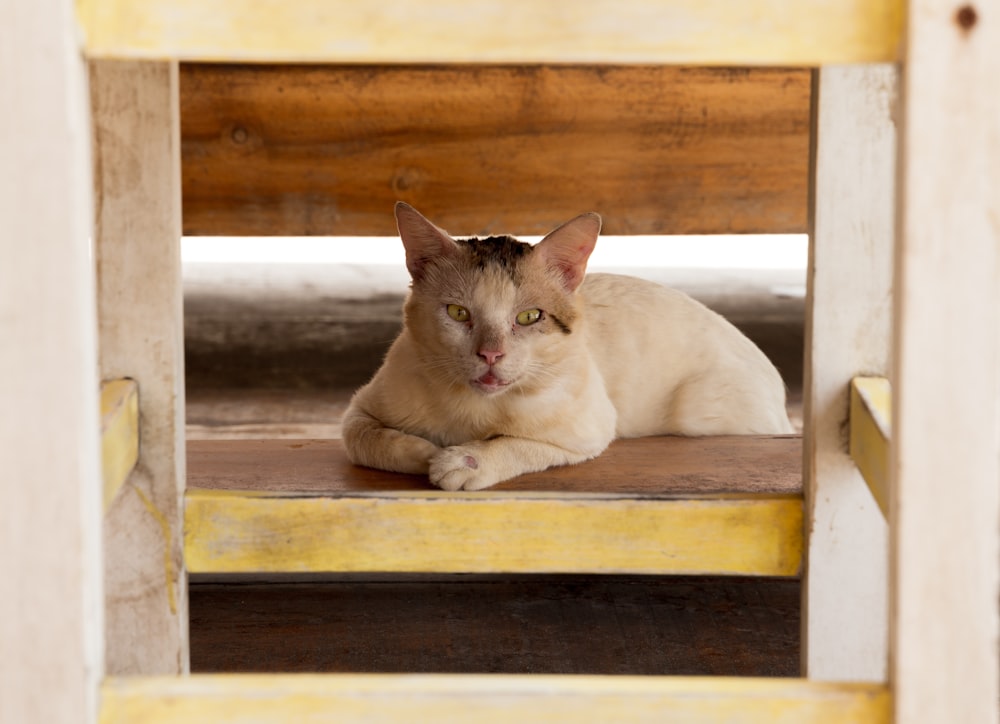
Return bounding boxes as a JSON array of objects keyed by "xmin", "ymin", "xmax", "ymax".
[{"xmin": 478, "ymin": 348, "xmax": 504, "ymax": 365}]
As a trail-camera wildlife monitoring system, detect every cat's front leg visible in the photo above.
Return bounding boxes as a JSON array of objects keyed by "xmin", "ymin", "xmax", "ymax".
[
  {"xmin": 429, "ymin": 436, "xmax": 606, "ymax": 491},
  {"xmin": 342, "ymin": 406, "xmax": 441, "ymax": 475}
]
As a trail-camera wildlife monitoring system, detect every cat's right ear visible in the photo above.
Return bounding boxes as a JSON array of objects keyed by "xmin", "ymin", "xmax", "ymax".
[{"xmin": 395, "ymin": 202, "xmax": 459, "ymax": 281}]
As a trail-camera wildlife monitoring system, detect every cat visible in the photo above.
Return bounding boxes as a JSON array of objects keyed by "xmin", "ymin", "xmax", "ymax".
[{"xmin": 342, "ymin": 202, "xmax": 794, "ymax": 491}]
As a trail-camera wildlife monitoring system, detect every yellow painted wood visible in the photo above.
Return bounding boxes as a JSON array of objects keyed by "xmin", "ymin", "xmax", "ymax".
[
  {"xmin": 100, "ymin": 378, "xmax": 138, "ymax": 512},
  {"xmin": 77, "ymin": 0, "xmax": 903, "ymax": 65},
  {"xmin": 100, "ymin": 674, "xmax": 890, "ymax": 723},
  {"xmin": 185, "ymin": 490, "xmax": 802, "ymax": 576},
  {"xmin": 849, "ymin": 377, "xmax": 891, "ymax": 519}
]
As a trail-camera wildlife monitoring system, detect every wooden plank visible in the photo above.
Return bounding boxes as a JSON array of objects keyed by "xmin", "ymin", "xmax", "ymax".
[
  {"xmin": 186, "ymin": 437, "xmax": 802, "ymax": 575},
  {"xmin": 100, "ymin": 675, "xmax": 889, "ymax": 723},
  {"xmin": 90, "ymin": 61, "xmax": 189, "ymax": 675},
  {"xmin": 848, "ymin": 377, "xmax": 890, "ymax": 518},
  {"xmin": 101, "ymin": 379, "xmax": 139, "ymax": 512},
  {"xmin": 78, "ymin": 0, "xmax": 902, "ymax": 64},
  {"xmin": 0, "ymin": 0, "xmax": 103, "ymax": 720},
  {"xmin": 180, "ymin": 64, "xmax": 810, "ymax": 237},
  {"xmin": 891, "ymin": 0, "xmax": 1000, "ymax": 720},
  {"xmin": 801, "ymin": 66, "xmax": 893, "ymax": 682},
  {"xmin": 189, "ymin": 578, "xmax": 802, "ymax": 675},
  {"xmin": 188, "ymin": 436, "xmax": 803, "ymax": 496}
]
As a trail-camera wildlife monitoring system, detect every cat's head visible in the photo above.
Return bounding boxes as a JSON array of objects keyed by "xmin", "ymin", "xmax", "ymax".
[{"xmin": 395, "ymin": 202, "xmax": 601, "ymax": 397}]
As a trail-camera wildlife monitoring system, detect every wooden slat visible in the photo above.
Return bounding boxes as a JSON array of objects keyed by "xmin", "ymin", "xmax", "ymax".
[
  {"xmin": 891, "ymin": 0, "xmax": 1000, "ymax": 719},
  {"xmin": 185, "ymin": 436, "xmax": 802, "ymax": 576},
  {"xmin": 849, "ymin": 377, "xmax": 890, "ymax": 518},
  {"xmin": 100, "ymin": 379, "xmax": 139, "ymax": 512},
  {"xmin": 187, "ymin": 436, "xmax": 803, "ymax": 496},
  {"xmin": 0, "ymin": 0, "xmax": 103, "ymax": 719},
  {"xmin": 180, "ymin": 64, "xmax": 810, "ymax": 237},
  {"xmin": 100, "ymin": 675, "xmax": 890, "ymax": 723},
  {"xmin": 78, "ymin": 0, "xmax": 903, "ymax": 65},
  {"xmin": 801, "ymin": 66, "xmax": 893, "ymax": 681}
]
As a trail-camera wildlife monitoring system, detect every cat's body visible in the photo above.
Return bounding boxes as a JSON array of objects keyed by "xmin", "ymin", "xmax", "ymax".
[{"xmin": 343, "ymin": 203, "xmax": 793, "ymax": 491}]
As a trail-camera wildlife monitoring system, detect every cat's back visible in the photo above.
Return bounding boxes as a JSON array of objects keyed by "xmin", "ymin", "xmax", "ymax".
[{"xmin": 580, "ymin": 273, "xmax": 793, "ymax": 436}]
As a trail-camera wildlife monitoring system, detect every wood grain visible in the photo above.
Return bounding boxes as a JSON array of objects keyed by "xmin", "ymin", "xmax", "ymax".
[
  {"xmin": 891, "ymin": 0, "xmax": 1000, "ymax": 719},
  {"xmin": 0, "ymin": 2, "xmax": 103, "ymax": 720},
  {"xmin": 849, "ymin": 377, "xmax": 890, "ymax": 518},
  {"xmin": 188, "ymin": 436, "xmax": 802, "ymax": 496},
  {"xmin": 180, "ymin": 65, "xmax": 810, "ymax": 237},
  {"xmin": 91, "ymin": 60, "xmax": 189, "ymax": 675},
  {"xmin": 189, "ymin": 577, "xmax": 801, "ymax": 676},
  {"xmin": 99, "ymin": 674, "xmax": 889, "ymax": 724},
  {"xmin": 78, "ymin": 0, "xmax": 903, "ymax": 65},
  {"xmin": 801, "ymin": 66, "xmax": 893, "ymax": 682}
]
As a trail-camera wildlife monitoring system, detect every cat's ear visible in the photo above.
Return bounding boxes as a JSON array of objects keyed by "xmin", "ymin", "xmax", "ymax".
[
  {"xmin": 534, "ymin": 212, "xmax": 601, "ymax": 292},
  {"xmin": 395, "ymin": 202, "xmax": 459, "ymax": 281}
]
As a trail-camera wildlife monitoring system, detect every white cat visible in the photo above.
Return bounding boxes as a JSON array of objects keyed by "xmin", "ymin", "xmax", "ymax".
[{"xmin": 342, "ymin": 203, "xmax": 793, "ymax": 491}]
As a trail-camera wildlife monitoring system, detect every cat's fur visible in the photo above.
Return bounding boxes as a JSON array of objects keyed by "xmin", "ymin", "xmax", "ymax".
[{"xmin": 342, "ymin": 203, "xmax": 794, "ymax": 491}]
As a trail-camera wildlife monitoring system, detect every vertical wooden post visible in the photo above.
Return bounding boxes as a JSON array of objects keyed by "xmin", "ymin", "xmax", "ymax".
[
  {"xmin": 802, "ymin": 65, "xmax": 895, "ymax": 681},
  {"xmin": 0, "ymin": 1, "xmax": 103, "ymax": 722},
  {"xmin": 91, "ymin": 60, "xmax": 189, "ymax": 674},
  {"xmin": 891, "ymin": 0, "xmax": 1000, "ymax": 720}
]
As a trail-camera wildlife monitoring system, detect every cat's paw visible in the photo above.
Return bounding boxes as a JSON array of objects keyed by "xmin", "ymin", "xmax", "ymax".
[{"xmin": 429, "ymin": 447, "xmax": 495, "ymax": 491}]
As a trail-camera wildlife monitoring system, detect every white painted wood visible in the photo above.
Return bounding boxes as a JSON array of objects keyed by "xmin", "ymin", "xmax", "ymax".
[
  {"xmin": 0, "ymin": 1, "xmax": 103, "ymax": 722},
  {"xmin": 802, "ymin": 66, "xmax": 896, "ymax": 681},
  {"xmin": 891, "ymin": 1, "xmax": 1000, "ymax": 721},
  {"xmin": 90, "ymin": 60, "xmax": 189, "ymax": 674}
]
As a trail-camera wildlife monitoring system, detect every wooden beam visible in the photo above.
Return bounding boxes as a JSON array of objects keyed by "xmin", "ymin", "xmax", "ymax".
[
  {"xmin": 180, "ymin": 64, "xmax": 810, "ymax": 237},
  {"xmin": 100, "ymin": 675, "xmax": 891, "ymax": 723},
  {"xmin": 186, "ymin": 490, "xmax": 802, "ymax": 577},
  {"xmin": 77, "ymin": 0, "xmax": 902, "ymax": 65},
  {"xmin": 91, "ymin": 60, "xmax": 189, "ymax": 675},
  {"xmin": 891, "ymin": 0, "xmax": 1000, "ymax": 720},
  {"xmin": 185, "ymin": 436, "xmax": 803, "ymax": 577},
  {"xmin": 849, "ymin": 377, "xmax": 890, "ymax": 518},
  {"xmin": 100, "ymin": 379, "xmax": 139, "ymax": 512},
  {"xmin": 0, "ymin": 0, "xmax": 103, "ymax": 720},
  {"xmin": 801, "ymin": 66, "xmax": 893, "ymax": 682}
]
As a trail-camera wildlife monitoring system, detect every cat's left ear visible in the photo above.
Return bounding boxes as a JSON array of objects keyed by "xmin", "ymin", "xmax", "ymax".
[
  {"xmin": 534, "ymin": 212, "xmax": 601, "ymax": 292},
  {"xmin": 395, "ymin": 202, "xmax": 460, "ymax": 281}
]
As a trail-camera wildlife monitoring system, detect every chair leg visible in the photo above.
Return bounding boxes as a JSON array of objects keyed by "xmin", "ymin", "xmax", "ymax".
[
  {"xmin": 0, "ymin": 1, "xmax": 103, "ymax": 720},
  {"xmin": 802, "ymin": 65, "xmax": 895, "ymax": 681},
  {"xmin": 91, "ymin": 60, "xmax": 189, "ymax": 675},
  {"xmin": 891, "ymin": 1, "xmax": 1000, "ymax": 719}
]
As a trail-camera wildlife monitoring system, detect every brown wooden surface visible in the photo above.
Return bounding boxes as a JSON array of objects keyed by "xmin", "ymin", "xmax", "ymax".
[
  {"xmin": 190, "ymin": 577, "xmax": 799, "ymax": 676},
  {"xmin": 180, "ymin": 64, "xmax": 810, "ymax": 237},
  {"xmin": 187, "ymin": 435, "xmax": 801, "ymax": 496}
]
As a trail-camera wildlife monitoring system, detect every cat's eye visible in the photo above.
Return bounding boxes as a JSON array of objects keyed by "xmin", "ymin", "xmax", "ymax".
[
  {"xmin": 516, "ymin": 308, "xmax": 542, "ymax": 326},
  {"xmin": 446, "ymin": 304, "xmax": 470, "ymax": 322}
]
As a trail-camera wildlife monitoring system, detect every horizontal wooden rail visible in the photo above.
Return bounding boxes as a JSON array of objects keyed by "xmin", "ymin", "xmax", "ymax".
[
  {"xmin": 186, "ymin": 436, "xmax": 803, "ymax": 576},
  {"xmin": 180, "ymin": 64, "xmax": 810, "ymax": 237},
  {"xmin": 100, "ymin": 378, "xmax": 139, "ymax": 511},
  {"xmin": 78, "ymin": 0, "xmax": 902, "ymax": 65},
  {"xmin": 849, "ymin": 377, "xmax": 891, "ymax": 518},
  {"xmin": 100, "ymin": 674, "xmax": 890, "ymax": 723}
]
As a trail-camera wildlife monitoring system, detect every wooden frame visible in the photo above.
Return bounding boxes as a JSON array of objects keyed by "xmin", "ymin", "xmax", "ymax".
[{"xmin": 7, "ymin": 0, "xmax": 999, "ymax": 720}]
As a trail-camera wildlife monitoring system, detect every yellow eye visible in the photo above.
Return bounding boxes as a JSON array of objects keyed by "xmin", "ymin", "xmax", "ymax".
[
  {"xmin": 447, "ymin": 304, "xmax": 470, "ymax": 322},
  {"xmin": 516, "ymin": 308, "xmax": 542, "ymax": 326}
]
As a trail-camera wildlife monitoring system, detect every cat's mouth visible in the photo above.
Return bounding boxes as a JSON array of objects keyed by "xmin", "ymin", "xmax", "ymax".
[{"xmin": 471, "ymin": 371, "xmax": 512, "ymax": 394}]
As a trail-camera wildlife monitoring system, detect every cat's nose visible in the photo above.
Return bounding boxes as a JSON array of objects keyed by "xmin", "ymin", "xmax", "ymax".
[{"xmin": 478, "ymin": 348, "xmax": 504, "ymax": 366}]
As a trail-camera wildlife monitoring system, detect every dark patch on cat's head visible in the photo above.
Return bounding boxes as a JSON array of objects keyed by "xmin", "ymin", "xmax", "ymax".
[{"xmin": 457, "ymin": 235, "xmax": 533, "ymax": 280}]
